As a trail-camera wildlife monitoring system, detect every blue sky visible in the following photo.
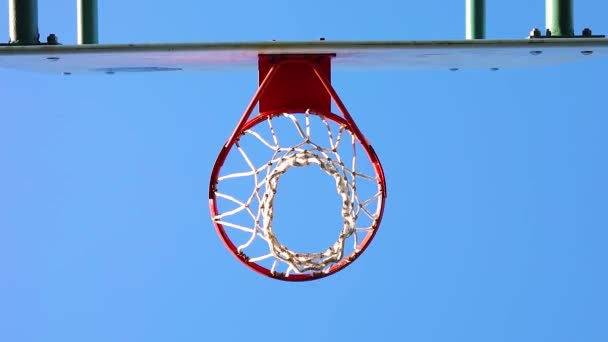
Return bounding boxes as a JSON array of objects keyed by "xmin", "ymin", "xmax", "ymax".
[{"xmin": 1, "ymin": 0, "xmax": 607, "ymax": 341}]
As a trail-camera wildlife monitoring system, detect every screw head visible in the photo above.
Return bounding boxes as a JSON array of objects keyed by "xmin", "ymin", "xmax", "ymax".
[
  {"xmin": 46, "ymin": 34, "xmax": 58, "ymax": 45},
  {"xmin": 582, "ymin": 28, "xmax": 592, "ymax": 37},
  {"xmin": 581, "ymin": 50, "xmax": 594, "ymax": 55},
  {"xmin": 529, "ymin": 28, "xmax": 541, "ymax": 38},
  {"xmin": 529, "ymin": 50, "xmax": 543, "ymax": 56}
]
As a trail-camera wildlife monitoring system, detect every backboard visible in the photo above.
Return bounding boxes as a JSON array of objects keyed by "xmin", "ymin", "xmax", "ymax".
[{"xmin": 0, "ymin": 39, "xmax": 607, "ymax": 74}]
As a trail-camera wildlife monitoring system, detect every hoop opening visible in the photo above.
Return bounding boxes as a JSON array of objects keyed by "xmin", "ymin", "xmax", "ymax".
[{"xmin": 269, "ymin": 164, "xmax": 345, "ymax": 254}]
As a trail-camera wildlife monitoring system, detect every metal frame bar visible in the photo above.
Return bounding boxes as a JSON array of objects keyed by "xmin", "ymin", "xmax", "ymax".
[
  {"xmin": 77, "ymin": 0, "xmax": 98, "ymax": 44},
  {"xmin": 466, "ymin": 0, "xmax": 485, "ymax": 39},
  {"xmin": 8, "ymin": 0, "xmax": 39, "ymax": 45},
  {"xmin": 546, "ymin": 0, "xmax": 574, "ymax": 37}
]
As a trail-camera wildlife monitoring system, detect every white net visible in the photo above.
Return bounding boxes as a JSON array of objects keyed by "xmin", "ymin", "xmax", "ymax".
[{"xmin": 211, "ymin": 111, "xmax": 384, "ymax": 278}]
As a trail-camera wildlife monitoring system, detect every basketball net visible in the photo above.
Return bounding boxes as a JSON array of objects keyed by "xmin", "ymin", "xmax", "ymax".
[{"xmin": 211, "ymin": 110, "xmax": 384, "ymax": 278}]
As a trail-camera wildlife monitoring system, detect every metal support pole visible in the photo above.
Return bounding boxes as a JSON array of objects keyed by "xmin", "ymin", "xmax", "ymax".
[
  {"xmin": 546, "ymin": 0, "xmax": 574, "ymax": 37},
  {"xmin": 8, "ymin": 0, "xmax": 39, "ymax": 45},
  {"xmin": 77, "ymin": 0, "xmax": 98, "ymax": 44},
  {"xmin": 466, "ymin": 0, "xmax": 485, "ymax": 39}
]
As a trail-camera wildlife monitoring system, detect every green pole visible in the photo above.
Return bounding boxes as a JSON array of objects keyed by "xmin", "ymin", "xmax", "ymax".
[
  {"xmin": 546, "ymin": 0, "xmax": 574, "ymax": 37},
  {"xmin": 77, "ymin": 0, "xmax": 98, "ymax": 44},
  {"xmin": 8, "ymin": 0, "xmax": 39, "ymax": 45},
  {"xmin": 466, "ymin": 0, "xmax": 485, "ymax": 39}
]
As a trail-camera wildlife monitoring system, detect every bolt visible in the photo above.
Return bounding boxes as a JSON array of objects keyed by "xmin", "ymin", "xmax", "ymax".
[
  {"xmin": 545, "ymin": 29, "xmax": 552, "ymax": 37},
  {"xmin": 529, "ymin": 50, "xmax": 543, "ymax": 56},
  {"xmin": 62, "ymin": 72, "xmax": 71, "ymax": 75},
  {"xmin": 319, "ymin": 37, "xmax": 326, "ymax": 41},
  {"xmin": 46, "ymin": 56, "xmax": 60, "ymax": 61},
  {"xmin": 47, "ymin": 34, "xmax": 58, "ymax": 45},
  {"xmin": 449, "ymin": 67, "xmax": 459, "ymax": 71},
  {"xmin": 490, "ymin": 67, "xmax": 499, "ymax": 71},
  {"xmin": 530, "ymin": 28, "xmax": 541, "ymax": 38},
  {"xmin": 581, "ymin": 50, "xmax": 594, "ymax": 55},
  {"xmin": 582, "ymin": 28, "xmax": 592, "ymax": 37}
]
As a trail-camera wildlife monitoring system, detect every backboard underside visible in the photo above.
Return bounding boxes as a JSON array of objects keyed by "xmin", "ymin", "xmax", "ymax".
[{"xmin": 0, "ymin": 39, "xmax": 606, "ymax": 74}]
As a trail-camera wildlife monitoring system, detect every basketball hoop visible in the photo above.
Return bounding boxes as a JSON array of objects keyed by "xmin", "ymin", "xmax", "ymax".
[{"xmin": 209, "ymin": 55, "xmax": 386, "ymax": 281}]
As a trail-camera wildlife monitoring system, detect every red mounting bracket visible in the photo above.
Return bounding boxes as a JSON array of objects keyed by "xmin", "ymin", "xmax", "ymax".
[
  {"xmin": 224, "ymin": 53, "xmax": 370, "ymax": 149},
  {"xmin": 258, "ymin": 54, "xmax": 334, "ymax": 114}
]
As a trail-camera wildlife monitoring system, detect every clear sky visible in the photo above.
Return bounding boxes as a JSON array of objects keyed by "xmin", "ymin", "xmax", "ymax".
[{"xmin": 1, "ymin": 0, "xmax": 607, "ymax": 341}]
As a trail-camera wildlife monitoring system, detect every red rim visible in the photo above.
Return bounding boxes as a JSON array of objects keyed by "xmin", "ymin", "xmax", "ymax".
[{"xmin": 209, "ymin": 109, "xmax": 386, "ymax": 281}]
